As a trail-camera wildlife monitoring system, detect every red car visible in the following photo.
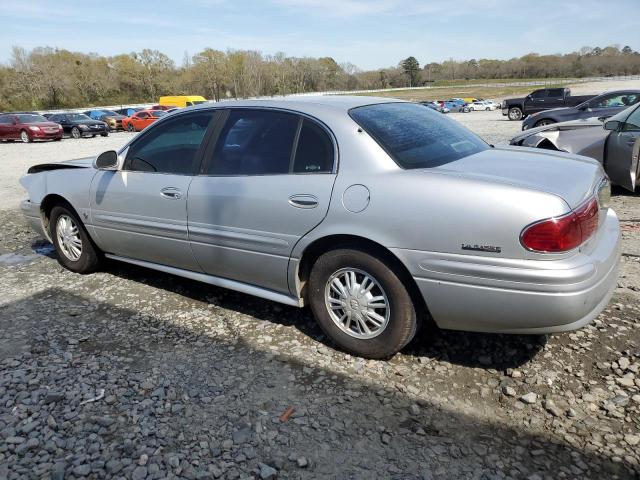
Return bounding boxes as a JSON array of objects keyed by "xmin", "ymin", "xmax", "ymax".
[
  {"xmin": 0, "ymin": 113, "xmax": 63, "ymax": 142},
  {"xmin": 121, "ymin": 110, "xmax": 168, "ymax": 132}
]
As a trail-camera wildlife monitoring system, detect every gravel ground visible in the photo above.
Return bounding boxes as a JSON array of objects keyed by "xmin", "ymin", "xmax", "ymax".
[{"xmin": 1, "ymin": 108, "xmax": 639, "ymax": 480}]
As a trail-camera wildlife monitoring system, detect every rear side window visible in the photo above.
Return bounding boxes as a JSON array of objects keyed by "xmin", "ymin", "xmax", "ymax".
[
  {"xmin": 125, "ymin": 112, "xmax": 215, "ymax": 175},
  {"xmin": 205, "ymin": 110, "xmax": 299, "ymax": 175},
  {"xmin": 0, "ymin": 115, "xmax": 11, "ymax": 124},
  {"xmin": 293, "ymin": 119, "xmax": 334, "ymax": 173},
  {"xmin": 350, "ymin": 102, "xmax": 487, "ymax": 169},
  {"xmin": 546, "ymin": 89, "xmax": 564, "ymax": 98}
]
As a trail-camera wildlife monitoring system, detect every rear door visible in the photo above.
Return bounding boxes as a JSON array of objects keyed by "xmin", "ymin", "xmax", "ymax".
[
  {"xmin": 187, "ymin": 108, "xmax": 337, "ymax": 294},
  {"xmin": 605, "ymin": 105, "xmax": 640, "ymax": 191},
  {"xmin": 90, "ymin": 110, "xmax": 217, "ymax": 270},
  {"xmin": 544, "ymin": 88, "xmax": 566, "ymax": 109}
]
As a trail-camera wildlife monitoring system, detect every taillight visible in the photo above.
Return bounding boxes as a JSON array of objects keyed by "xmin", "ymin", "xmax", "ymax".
[{"xmin": 521, "ymin": 198, "xmax": 599, "ymax": 253}]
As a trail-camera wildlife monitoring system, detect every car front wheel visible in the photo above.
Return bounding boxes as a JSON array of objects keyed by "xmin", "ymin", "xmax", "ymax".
[
  {"xmin": 127, "ymin": 123, "xmax": 135, "ymax": 132},
  {"xmin": 71, "ymin": 127, "xmax": 81, "ymax": 139},
  {"xmin": 508, "ymin": 107, "xmax": 523, "ymax": 121},
  {"xmin": 50, "ymin": 205, "xmax": 102, "ymax": 273},
  {"xmin": 20, "ymin": 130, "xmax": 31, "ymax": 143},
  {"xmin": 308, "ymin": 249, "xmax": 417, "ymax": 359}
]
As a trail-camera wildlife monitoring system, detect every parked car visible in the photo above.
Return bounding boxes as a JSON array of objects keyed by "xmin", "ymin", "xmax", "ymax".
[
  {"xmin": 468, "ymin": 100, "xmax": 499, "ymax": 111},
  {"xmin": 47, "ymin": 113, "xmax": 109, "ymax": 139},
  {"xmin": 511, "ymin": 102, "xmax": 640, "ymax": 192},
  {"xmin": 114, "ymin": 107, "xmax": 143, "ymax": 117},
  {"xmin": 19, "ymin": 97, "xmax": 620, "ymax": 359},
  {"xmin": 121, "ymin": 109, "xmax": 167, "ymax": 132},
  {"xmin": 521, "ymin": 90, "xmax": 640, "ymax": 130},
  {"xmin": 502, "ymin": 88, "xmax": 595, "ymax": 121},
  {"xmin": 420, "ymin": 101, "xmax": 449, "ymax": 113},
  {"xmin": 84, "ymin": 110, "xmax": 126, "ymax": 131},
  {"xmin": 159, "ymin": 95, "xmax": 207, "ymax": 108},
  {"xmin": 0, "ymin": 113, "xmax": 63, "ymax": 142}
]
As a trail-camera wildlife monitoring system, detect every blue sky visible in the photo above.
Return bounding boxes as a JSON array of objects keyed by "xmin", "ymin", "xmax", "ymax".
[{"xmin": 1, "ymin": 0, "xmax": 638, "ymax": 70}]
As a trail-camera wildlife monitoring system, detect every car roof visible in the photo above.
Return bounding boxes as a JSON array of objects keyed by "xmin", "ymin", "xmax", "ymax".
[{"xmin": 190, "ymin": 95, "xmax": 404, "ymax": 115}]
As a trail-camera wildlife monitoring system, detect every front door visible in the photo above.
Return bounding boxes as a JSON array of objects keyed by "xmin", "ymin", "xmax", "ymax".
[
  {"xmin": 605, "ymin": 105, "xmax": 640, "ymax": 191},
  {"xmin": 188, "ymin": 108, "xmax": 337, "ymax": 294},
  {"xmin": 90, "ymin": 110, "xmax": 217, "ymax": 270}
]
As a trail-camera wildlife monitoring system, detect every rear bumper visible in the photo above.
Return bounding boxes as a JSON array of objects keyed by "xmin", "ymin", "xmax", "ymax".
[{"xmin": 392, "ymin": 209, "xmax": 621, "ymax": 334}]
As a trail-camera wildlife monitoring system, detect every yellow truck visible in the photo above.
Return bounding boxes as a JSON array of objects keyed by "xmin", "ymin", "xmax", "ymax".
[{"xmin": 159, "ymin": 95, "xmax": 207, "ymax": 108}]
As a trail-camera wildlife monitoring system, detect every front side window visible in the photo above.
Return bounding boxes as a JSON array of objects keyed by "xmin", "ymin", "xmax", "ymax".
[
  {"xmin": 205, "ymin": 109, "xmax": 299, "ymax": 175},
  {"xmin": 125, "ymin": 112, "xmax": 215, "ymax": 175},
  {"xmin": 530, "ymin": 90, "xmax": 546, "ymax": 99},
  {"xmin": 592, "ymin": 93, "xmax": 640, "ymax": 109},
  {"xmin": 138, "ymin": 112, "xmax": 149, "ymax": 119},
  {"xmin": 623, "ymin": 105, "xmax": 640, "ymax": 132},
  {"xmin": 350, "ymin": 102, "xmax": 488, "ymax": 169}
]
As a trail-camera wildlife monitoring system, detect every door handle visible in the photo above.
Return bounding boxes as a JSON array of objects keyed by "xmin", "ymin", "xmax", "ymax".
[
  {"xmin": 160, "ymin": 187, "xmax": 182, "ymax": 200},
  {"xmin": 289, "ymin": 194, "xmax": 318, "ymax": 209}
]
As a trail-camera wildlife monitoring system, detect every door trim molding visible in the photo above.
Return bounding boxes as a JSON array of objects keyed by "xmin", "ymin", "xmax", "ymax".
[{"xmin": 105, "ymin": 254, "xmax": 304, "ymax": 307}]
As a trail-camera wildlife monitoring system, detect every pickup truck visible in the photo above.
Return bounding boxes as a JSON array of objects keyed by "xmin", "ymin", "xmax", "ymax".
[{"xmin": 501, "ymin": 87, "xmax": 595, "ymax": 121}]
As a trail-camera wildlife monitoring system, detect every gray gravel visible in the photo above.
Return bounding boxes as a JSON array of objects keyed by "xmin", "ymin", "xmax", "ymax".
[{"xmin": 1, "ymin": 111, "xmax": 639, "ymax": 479}]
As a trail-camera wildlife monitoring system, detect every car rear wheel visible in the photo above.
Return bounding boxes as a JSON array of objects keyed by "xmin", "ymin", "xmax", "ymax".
[
  {"xmin": 508, "ymin": 107, "xmax": 523, "ymax": 121},
  {"xmin": 20, "ymin": 130, "xmax": 31, "ymax": 143},
  {"xmin": 308, "ymin": 249, "xmax": 417, "ymax": 359},
  {"xmin": 71, "ymin": 127, "xmax": 81, "ymax": 139},
  {"xmin": 50, "ymin": 205, "xmax": 102, "ymax": 274},
  {"xmin": 485, "ymin": 107, "xmax": 491, "ymax": 111},
  {"xmin": 101, "ymin": 132, "xmax": 109, "ymax": 137},
  {"xmin": 535, "ymin": 119, "xmax": 556, "ymax": 128}
]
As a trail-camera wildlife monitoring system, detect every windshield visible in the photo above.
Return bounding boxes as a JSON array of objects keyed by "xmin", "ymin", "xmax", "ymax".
[
  {"xmin": 17, "ymin": 114, "xmax": 47, "ymax": 123},
  {"xmin": 68, "ymin": 113, "xmax": 91, "ymax": 121},
  {"xmin": 150, "ymin": 110, "xmax": 168, "ymax": 118},
  {"xmin": 349, "ymin": 102, "xmax": 488, "ymax": 169},
  {"xmin": 102, "ymin": 110, "xmax": 118, "ymax": 116}
]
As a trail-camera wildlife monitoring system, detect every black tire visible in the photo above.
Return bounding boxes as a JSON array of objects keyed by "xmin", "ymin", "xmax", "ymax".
[
  {"xmin": 535, "ymin": 119, "xmax": 556, "ymax": 128},
  {"xmin": 50, "ymin": 205, "xmax": 102, "ymax": 274},
  {"xmin": 308, "ymin": 249, "xmax": 417, "ymax": 359},
  {"xmin": 101, "ymin": 132, "xmax": 109, "ymax": 137},
  {"xmin": 508, "ymin": 107, "xmax": 523, "ymax": 121},
  {"xmin": 127, "ymin": 123, "xmax": 135, "ymax": 132},
  {"xmin": 71, "ymin": 127, "xmax": 81, "ymax": 139}
]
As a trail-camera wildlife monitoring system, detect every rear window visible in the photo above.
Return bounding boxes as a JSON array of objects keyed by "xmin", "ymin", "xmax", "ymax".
[{"xmin": 349, "ymin": 102, "xmax": 488, "ymax": 169}]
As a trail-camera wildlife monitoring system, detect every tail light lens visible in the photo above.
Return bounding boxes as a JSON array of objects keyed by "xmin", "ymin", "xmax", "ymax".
[{"xmin": 521, "ymin": 198, "xmax": 600, "ymax": 253}]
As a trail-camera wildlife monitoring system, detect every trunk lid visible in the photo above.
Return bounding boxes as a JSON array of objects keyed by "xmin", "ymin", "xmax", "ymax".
[{"xmin": 431, "ymin": 146, "xmax": 604, "ymax": 208}]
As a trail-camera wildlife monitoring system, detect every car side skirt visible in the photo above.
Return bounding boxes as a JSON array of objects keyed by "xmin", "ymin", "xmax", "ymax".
[{"xmin": 104, "ymin": 254, "xmax": 304, "ymax": 308}]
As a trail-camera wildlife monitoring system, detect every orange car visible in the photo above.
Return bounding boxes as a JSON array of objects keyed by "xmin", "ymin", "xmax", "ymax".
[{"xmin": 122, "ymin": 110, "xmax": 168, "ymax": 132}]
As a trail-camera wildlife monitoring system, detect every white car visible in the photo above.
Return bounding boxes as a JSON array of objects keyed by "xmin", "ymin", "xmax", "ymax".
[{"xmin": 468, "ymin": 100, "xmax": 499, "ymax": 111}]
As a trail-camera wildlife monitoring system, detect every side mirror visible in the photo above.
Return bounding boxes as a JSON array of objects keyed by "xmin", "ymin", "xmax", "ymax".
[
  {"xmin": 604, "ymin": 120, "xmax": 621, "ymax": 131},
  {"xmin": 94, "ymin": 150, "xmax": 118, "ymax": 170}
]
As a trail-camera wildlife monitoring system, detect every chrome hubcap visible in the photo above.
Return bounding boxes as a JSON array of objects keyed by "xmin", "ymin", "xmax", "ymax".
[
  {"xmin": 72, "ymin": 128, "xmax": 80, "ymax": 138},
  {"xmin": 56, "ymin": 215, "xmax": 82, "ymax": 261},
  {"xmin": 325, "ymin": 268, "xmax": 390, "ymax": 339},
  {"xmin": 21, "ymin": 131, "xmax": 29, "ymax": 142}
]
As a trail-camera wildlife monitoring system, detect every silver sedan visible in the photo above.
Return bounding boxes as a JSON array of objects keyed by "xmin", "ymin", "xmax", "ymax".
[{"xmin": 20, "ymin": 96, "xmax": 621, "ymax": 358}]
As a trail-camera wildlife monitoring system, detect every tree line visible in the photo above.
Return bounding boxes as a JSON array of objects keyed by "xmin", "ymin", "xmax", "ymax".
[{"xmin": 0, "ymin": 44, "xmax": 639, "ymax": 111}]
